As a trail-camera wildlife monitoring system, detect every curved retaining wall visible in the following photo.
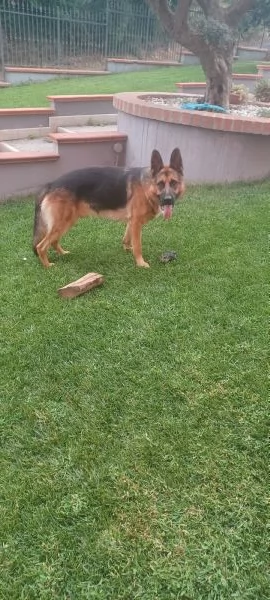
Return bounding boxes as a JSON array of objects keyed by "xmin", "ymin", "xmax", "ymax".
[{"xmin": 114, "ymin": 92, "xmax": 270, "ymax": 183}]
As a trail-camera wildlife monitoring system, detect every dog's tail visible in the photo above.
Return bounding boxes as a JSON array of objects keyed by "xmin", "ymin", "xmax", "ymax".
[{"xmin": 32, "ymin": 185, "xmax": 51, "ymax": 255}]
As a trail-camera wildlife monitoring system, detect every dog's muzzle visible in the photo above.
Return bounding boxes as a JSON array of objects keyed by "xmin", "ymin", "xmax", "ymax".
[{"xmin": 160, "ymin": 193, "xmax": 175, "ymax": 220}]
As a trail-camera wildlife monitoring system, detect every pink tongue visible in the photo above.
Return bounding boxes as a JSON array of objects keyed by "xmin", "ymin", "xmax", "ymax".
[{"xmin": 163, "ymin": 205, "xmax": 173, "ymax": 220}]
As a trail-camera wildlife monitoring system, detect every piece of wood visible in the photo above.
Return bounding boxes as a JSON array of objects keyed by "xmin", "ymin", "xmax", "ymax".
[{"xmin": 58, "ymin": 272, "xmax": 104, "ymax": 299}]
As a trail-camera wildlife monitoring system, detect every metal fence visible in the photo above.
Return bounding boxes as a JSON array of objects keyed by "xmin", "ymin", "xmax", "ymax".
[
  {"xmin": 0, "ymin": 0, "xmax": 183, "ymax": 69},
  {"xmin": 0, "ymin": 0, "xmax": 268, "ymax": 71}
]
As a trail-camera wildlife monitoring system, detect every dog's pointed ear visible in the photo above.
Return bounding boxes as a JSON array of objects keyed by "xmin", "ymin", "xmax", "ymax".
[
  {"xmin": 170, "ymin": 148, "xmax": 183, "ymax": 175},
  {"xmin": 151, "ymin": 149, "xmax": 164, "ymax": 175}
]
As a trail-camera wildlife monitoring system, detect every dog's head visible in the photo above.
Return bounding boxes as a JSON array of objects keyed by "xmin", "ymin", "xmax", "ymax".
[{"xmin": 151, "ymin": 148, "xmax": 185, "ymax": 219}]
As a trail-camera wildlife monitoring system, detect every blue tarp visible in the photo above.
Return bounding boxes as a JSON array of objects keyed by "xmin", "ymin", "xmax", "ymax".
[{"xmin": 181, "ymin": 102, "xmax": 227, "ymax": 113}]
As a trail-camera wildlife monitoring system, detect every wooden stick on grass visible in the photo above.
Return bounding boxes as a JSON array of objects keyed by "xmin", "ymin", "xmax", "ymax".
[{"xmin": 58, "ymin": 272, "xmax": 104, "ymax": 299}]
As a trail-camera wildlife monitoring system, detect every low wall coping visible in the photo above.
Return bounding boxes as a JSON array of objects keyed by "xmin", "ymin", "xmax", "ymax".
[
  {"xmin": 114, "ymin": 91, "xmax": 270, "ymax": 136},
  {"xmin": 0, "ymin": 107, "xmax": 55, "ymax": 116},
  {"xmin": 0, "ymin": 152, "xmax": 59, "ymax": 164},
  {"xmin": 233, "ymin": 73, "xmax": 262, "ymax": 80},
  {"xmin": 5, "ymin": 66, "xmax": 108, "ymax": 75},
  {"xmin": 49, "ymin": 131, "xmax": 127, "ymax": 144},
  {"xmin": 47, "ymin": 94, "xmax": 114, "ymax": 102},
  {"xmin": 176, "ymin": 82, "xmax": 205, "ymax": 88},
  {"xmin": 107, "ymin": 58, "xmax": 180, "ymax": 66},
  {"xmin": 238, "ymin": 45, "xmax": 267, "ymax": 52}
]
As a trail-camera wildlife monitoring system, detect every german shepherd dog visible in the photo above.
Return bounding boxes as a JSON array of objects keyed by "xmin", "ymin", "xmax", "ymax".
[{"xmin": 33, "ymin": 147, "xmax": 185, "ymax": 268}]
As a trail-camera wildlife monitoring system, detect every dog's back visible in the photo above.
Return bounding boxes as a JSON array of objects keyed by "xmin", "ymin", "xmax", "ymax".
[{"xmin": 44, "ymin": 166, "xmax": 143, "ymax": 211}]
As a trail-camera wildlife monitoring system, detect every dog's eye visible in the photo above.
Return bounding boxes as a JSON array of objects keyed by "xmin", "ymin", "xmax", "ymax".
[
  {"xmin": 157, "ymin": 181, "xmax": 165, "ymax": 190},
  {"xmin": 170, "ymin": 179, "xmax": 178, "ymax": 188}
]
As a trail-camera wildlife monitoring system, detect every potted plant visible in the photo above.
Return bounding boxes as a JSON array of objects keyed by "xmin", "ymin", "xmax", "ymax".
[{"xmin": 229, "ymin": 84, "xmax": 249, "ymax": 105}]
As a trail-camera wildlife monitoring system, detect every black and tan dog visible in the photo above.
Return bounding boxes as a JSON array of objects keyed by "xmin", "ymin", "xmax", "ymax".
[{"xmin": 33, "ymin": 147, "xmax": 185, "ymax": 268}]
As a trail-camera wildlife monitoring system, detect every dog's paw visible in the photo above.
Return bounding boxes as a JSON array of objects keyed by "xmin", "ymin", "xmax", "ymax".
[
  {"xmin": 123, "ymin": 243, "xmax": 132, "ymax": 252},
  {"xmin": 136, "ymin": 259, "xmax": 150, "ymax": 268}
]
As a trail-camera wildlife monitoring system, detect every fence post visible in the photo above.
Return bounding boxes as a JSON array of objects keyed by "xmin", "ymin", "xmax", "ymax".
[
  {"xmin": 104, "ymin": 0, "xmax": 109, "ymax": 59},
  {"xmin": 57, "ymin": 6, "xmax": 61, "ymax": 66},
  {"xmin": 0, "ymin": 17, "xmax": 4, "ymax": 80},
  {"xmin": 145, "ymin": 9, "xmax": 151, "ymax": 58},
  {"xmin": 260, "ymin": 26, "xmax": 266, "ymax": 49},
  {"xmin": 179, "ymin": 45, "xmax": 183, "ymax": 64}
]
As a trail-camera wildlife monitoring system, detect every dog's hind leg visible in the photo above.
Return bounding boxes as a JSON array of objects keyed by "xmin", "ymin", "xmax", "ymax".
[
  {"xmin": 36, "ymin": 192, "xmax": 77, "ymax": 267},
  {"xmin": 37, "ymin": 228, "xmax": 71, "ymax": 267},
  {"xmin": 36, "ymin": 232, "xmax": 56, "ymax": 267},
  {"xmin": 52, "ymin": 241, "xmax": 70, "ymax": 256}
]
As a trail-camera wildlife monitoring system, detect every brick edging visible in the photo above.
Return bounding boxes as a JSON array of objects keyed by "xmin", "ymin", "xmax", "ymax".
[
  {"xmin": 0, "ymin": 152, "xmax": 59, "ymax": 164},
  {"xmin": 114, "ymin": 91, "xmax": 270, "ymax": 135},
  {"xmin": 175, "ymin": 82, "xmax": 205, "ymax": 89},
  {"xmin": 47, "ymin": 94, "xmax": 114, "ymax": 102},
  {"xmin": 233, "ymin": 73, "xmax": 262, "ymax": 80},
  {"xmin": 5, "ymin": 66, "xmax": 108, "ymax": 76},
  {"xmin": 176, "ymin": 73, "xmax": 263, "ymax": 92},
  {"xmin": 0, "ymin": 108, "xmax": 55, "ymax": 116},
  {"xmin": 107, "ymin": 58, "xmax": 180, "ymax": 66},
  {"xmin": 238, "ymin": 45, "xmax": 267, "ymax": 52},
  {"xmin": 49, "ymin": 132, "xmax": 127, "ymax": 144}
]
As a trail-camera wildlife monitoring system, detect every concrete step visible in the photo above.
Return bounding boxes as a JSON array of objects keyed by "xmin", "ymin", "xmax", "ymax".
[
  {"xmin": 0, "ymin": 130, "xmax": 127, "ymax": 200},
  {"xmin": 50, "ymin": 113, "xmax": 117, "ymax": 132},
  {"xmin": 0, "ymin": 109, "xmax": 117, "ymax": 136},
  {"xmin": 0, "ymin": 126, "xmax": 50, "ymax": 142},
  {"xmin": 0, "ymin": 114, "xmax": 117, "ymax": 142},
  {"xmin": 0, "ymin": 107, "xmax": 55, "ymax": 131},
  {"xmin": 0, "ymin": 136, "xmax": 57, "ymax": 154},
  {"xmin": 48, "ymin": 94, "xmax": 115, "ymax": 116},
  {"xmin": 57, "ymin": 124, "xmax": 117, "ymax": 134},
  {"xmin": 0, "ymin": 123, "xmax": 117, "ymax": 147}
]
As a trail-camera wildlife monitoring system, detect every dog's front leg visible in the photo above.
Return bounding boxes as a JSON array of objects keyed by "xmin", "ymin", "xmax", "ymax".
[
  {"xmin": 122, "ymin": 222, "xmax": 132, "ymax": 251},
  {"xmin": 131, "ymin": 219, "xmax": 149, "ymax": 268}
]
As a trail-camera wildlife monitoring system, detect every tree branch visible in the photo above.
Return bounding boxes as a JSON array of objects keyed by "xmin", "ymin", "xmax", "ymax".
[
  {"xmin": 147, "ymin": 0, "xmax": 213, "ymax": 55},
  {"xmin": 225, "ymin": 0, "xmax": 257, "ymax": 27},
  {"xmin": 174, "ymin": 0, "xmax": 193, "ymax": 37},
  {"xmin": 175, "ymin": 0, "xmax": 193, "ymax": 24},
  {"xmin": 146, "ymin": 0, "xmax": 174, "ymax": 32},
  {"xmin": 196, "ymin": 0, "xmax": 225, "ymax": 19},
  {"xmin": 195, "ymin": 0, "xmax": 211, "ymax": 15}
]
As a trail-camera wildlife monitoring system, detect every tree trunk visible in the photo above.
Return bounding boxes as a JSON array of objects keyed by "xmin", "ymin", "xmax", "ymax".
[{"xmin": 200, "ymin": 49, "xmax": 234, "ymax": 108}]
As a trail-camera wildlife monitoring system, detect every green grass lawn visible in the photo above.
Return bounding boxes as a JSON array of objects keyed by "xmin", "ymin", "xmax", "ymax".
[
  {"xmin": 0, "ymin": 61, "xmax": 258, "ymax": 108},
  {"xmin": 0, "ymin": 182, "xmax": 268, "ymax": 599}
]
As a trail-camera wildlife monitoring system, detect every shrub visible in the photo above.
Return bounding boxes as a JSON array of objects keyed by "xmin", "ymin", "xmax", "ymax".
[
  {"xmin": 255, "ymin": 79, "xmax": 270, "ymax": 103},
  {"xmin": 257, "ymin": 108, "xmax": 270, "ymax": 118}
]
